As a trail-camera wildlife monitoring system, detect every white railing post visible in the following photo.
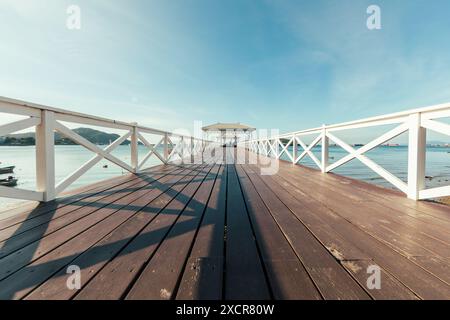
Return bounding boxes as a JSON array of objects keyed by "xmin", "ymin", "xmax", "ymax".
[
  {"xmin": 407, "ymin": 113, "xmax": 427, "ymax": 200},
  {"xmin": 321, "ymin": 124, "xmax": 329, "ymax": 173},
  {"xmin": 163, "ymin": 133, "xmax": 169, "ymax": 163},
  {"xmin": 131, "ymin": 123, "xmax": 139, "ymax": 173},
  {"xmin": 292, "ymin": 135, "xmax": 297, "ymax": 164},
  {"xmin": 36, "ymin": 110, "xmax": 56, "ymax": 202}
]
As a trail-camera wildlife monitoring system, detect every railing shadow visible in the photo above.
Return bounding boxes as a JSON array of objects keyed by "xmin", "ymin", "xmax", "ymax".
[
  {"xmin": 0, "ymin": 148, "xmax": 274, "ymax": 300},
  {"xmin": 0, "ymin": 163, "xmax": 216, "ymax": 299}
]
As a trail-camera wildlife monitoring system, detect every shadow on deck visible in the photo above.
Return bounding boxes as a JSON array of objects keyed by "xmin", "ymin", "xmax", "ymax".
[{"xmin": 0, "ymin": 148, "xmax": 449, "ymax": 300}]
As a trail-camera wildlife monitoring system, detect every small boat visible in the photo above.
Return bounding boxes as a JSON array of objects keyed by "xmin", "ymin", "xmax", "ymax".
[
  {"xmin": 0, "ymin": 176, "xmax": 18, "ymax": 187},
  {"xmin": 0, "ymin": 166, "xmax": 15, "ymax": 174}
]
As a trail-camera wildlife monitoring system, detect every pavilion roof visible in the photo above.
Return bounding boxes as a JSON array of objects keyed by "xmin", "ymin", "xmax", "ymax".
[{"xmin": 202, "ymin": 122, "xmax": 256, "ymax": 131}]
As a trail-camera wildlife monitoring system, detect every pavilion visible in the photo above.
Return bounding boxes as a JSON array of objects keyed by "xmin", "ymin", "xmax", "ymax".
[{"xmin": 202, "ymin": 122, "xmax": 256, "ymax": 147}]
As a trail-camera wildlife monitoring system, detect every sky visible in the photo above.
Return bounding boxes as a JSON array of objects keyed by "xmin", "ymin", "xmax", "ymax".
[{"xmin": 1, "ymin": 0, "xmax": 450, "ymax": 142}]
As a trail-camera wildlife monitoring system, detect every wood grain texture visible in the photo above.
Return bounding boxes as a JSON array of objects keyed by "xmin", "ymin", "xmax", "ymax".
[{"xmin": 0, "ymin": 148, "xmax": 448, "ymax": 300}]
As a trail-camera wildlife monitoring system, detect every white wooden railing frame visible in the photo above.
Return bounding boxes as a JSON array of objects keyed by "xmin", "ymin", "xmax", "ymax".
[
  {"xmin": 0, "ymin": 97, "xmax": 213, "ymax": 202},
  {"xmin": 242, "ymin": 102, "xmax": 450, "ymax": 200}
]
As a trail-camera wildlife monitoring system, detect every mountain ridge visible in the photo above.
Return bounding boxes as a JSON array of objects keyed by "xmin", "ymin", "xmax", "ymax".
[{"xmin": 0, "ymin": 128, "xmax": 135, "ymax": 146}]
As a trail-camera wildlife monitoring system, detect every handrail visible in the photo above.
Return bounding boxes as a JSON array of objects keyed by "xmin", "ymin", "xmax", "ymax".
[
  {"xmin": 242, "ymin": 102, "xmax": 450, "ymax": 201},
  {"xmin": 0, "ymin": 97, "xmax": 215, "ymax": 202},
  {"xmin": 0, "ymin": 96, "xmax": 204, "ymax": 140}
]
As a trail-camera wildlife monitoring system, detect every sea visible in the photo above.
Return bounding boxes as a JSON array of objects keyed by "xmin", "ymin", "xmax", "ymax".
[{"xmin": 0, "ymin": 145, "xmax": 449, "ymax": 208}]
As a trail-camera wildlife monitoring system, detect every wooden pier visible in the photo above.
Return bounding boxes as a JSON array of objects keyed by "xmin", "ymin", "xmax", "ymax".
[
  {"xmin": 0, "ymin": 148, "xmax": 449, "ymax": 300},
  {"xmin": 1, "ymin": 97, "xmax": 450, "ymax": 300}
]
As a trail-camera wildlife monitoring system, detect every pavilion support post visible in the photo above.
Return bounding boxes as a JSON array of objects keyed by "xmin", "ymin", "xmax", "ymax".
[
  {"xmin": 36, "ymin": 110, "xmax": 56, "ymax": 202},
  {"xmin": 191, "ymin": 137, "xmax": 195, "ymax": 164},
  {"xmin": 407, "ymin": 113, "xmax": 427, "ymax": 200},
  {"xmin": 202, "ymin": 138, "xmax": 206, "ymax": 164}
]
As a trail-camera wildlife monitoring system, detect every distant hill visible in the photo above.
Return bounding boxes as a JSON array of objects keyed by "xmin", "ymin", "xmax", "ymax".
[{"xmin": 0, "ymin": 128, "xmax": 136, "ymax": 146}]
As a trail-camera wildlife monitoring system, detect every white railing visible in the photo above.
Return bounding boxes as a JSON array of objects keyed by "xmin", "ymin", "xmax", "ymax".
[
  {"xmin": 0, "ymin": 97, "xmax": 214, "ymax": 202},
  {"xmin": 243, "ymin": 102, "xmax": 450, "ymax": 200}
]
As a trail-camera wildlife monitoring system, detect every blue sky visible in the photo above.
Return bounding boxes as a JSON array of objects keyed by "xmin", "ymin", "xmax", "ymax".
[{"xmin": 1, "ymin": 0, "xmax": 450, "ymax": 140}]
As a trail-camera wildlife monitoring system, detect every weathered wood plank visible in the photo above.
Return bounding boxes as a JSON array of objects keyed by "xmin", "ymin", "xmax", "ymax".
[
  {"xmin": 75, "ymin": 165, "xmax": 214, "ymax": 300},
  {"xmin": 0, "ymin": 166, "xmax": 183, "ymax": 260},
  {"xmin": 236, "ymin": 165, "xmax": 321, "ymax": 300},
  {"xmin": 0, "ymin": 163, "xmax": 168, "ymax": 227},
  {"xmin": 250, "ymin": 155, "xmax": 450, "ymax": 299},
  {"xmin": 247, "ymin": 165, "xmax": 420, "ymax": 299},
  {"xmin": 0, "ymin": 166, "xmax": 187, "ymax": 283},
  {"xmin": 242, "ymin": 164, "xmax": 370, "ymax": 300},
  {"xmin": 272, "ymin": 160, "xmax": 450, "ymax": 282},
  {"xmin": 125, "ymin": 165, "xmax": 220, "ymax": 300},
  {"xmin": 23, "ymin": 166, "xmax": 201, "ymax": 300},
  {"xmin": 0, "ymin": 174, "xmax": 137, "ymax": 230},
  {"xmin": 281, "ymin": 160, "xmax": 450, "ymax": 242},
  {"xmin": 224, "ymin": 164, "xmax": 271, "ymax": 300},
  {"xmin": 341, "ymin": 260, "xmax": 419, "ymax": 300},
  {"xmin": 176, "ymin": 166, "xmax": 227, "ymax": 300},
  {"xmin": 0, "ymin": 147, "xmax": 446, "ymax": 300}
]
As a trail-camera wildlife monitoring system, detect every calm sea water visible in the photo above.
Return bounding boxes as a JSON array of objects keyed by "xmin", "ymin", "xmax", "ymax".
[
  {"xmin": 278, "ymin": 145, "xmax": 450, "ymax": 189},
  {"xmin": 0, "ymin": 145, "xmax": 449, "ymax": 207},
  {"xmin": 0, "ymin": 145, "xmax": 162, "ymax": 207}
]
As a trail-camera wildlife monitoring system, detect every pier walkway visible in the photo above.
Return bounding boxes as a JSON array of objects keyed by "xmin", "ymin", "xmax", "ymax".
[{"xmin": 0, "ymin": 148, "xmax": 449, "ymax": 300}]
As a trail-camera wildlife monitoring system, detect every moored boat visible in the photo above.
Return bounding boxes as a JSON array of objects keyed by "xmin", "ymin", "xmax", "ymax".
[
  {"xmin": 0, "ymin": 166, "xmax": 15, "ymax": 174},
  {"xmin": 0, "ymin": 176, "xmax": 18, "ymax": 187}
]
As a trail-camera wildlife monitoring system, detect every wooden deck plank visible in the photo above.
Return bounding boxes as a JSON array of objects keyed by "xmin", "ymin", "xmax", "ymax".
[
  {"xmin": 22, "ymin": 165, "xmax": 202, "ymax": 300},
  {"xmin": 224, "ymin": 164, "xmax": 271, "ymax": 300},
  {"xmin": 176, "ymin": 166, "xmax": 227, "ymax": 300},
  {"xmin": 279, "ymin": 173, "xmax": 450, "ymax": 265},
  {"xmin": 0, "ymin": 166, "xmax": 187, "ymax": 283},
  {"xmin": 0, "ymin": 173, "xmax": 158, "ymax": 242},
  {"xmin": 235, "ymin": 165, "xmax": 321, "ymax": 300},
  {"xmin": 247, "ymin": 164, "xmax": 371, "ymax": 262},
  {"xmin": 125, "ymin": 165, "xmax": 220, "ymax": 300},
  {"xmin": 341, "ymin": 260, "xmax": 419, "ymax": 300},
  {"xmin": 0, "ymin": 163, "xmax": 168, "ymax": 228},
  {"xmin": 0, "ymin": 174, "xmax": 138, "ymax": 230},
  {"xmin": 242, "ymin": 164, "xmax": 370, "ymax": 300},
  {"xmin": 254, "ymin": 157, "xmax": 450, "ymax": 299},
  {"xmin": 246, "ymin": 163, "xmax": 419, "ymax": 300},
  {"xmin": 0, "ymin": 165, "xmax": 183, "ymax": 260},
  {"xmin": 74, "ymin": 165, "xmax": 213, "ymax": 300},
  {"xmin": 0, "ymin": 147, "xmax": 447, "ymax": 300},
  {"xmin": 272, "ymin": 160, "xmax": 450, "ymax": 283},
  {"xmin": 291, "ymin": 159, "xmax": 450, "ymax": 224},
  {"xmin": 281, "ymin": 161, "xmax": 450, "ymax": 242}
]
